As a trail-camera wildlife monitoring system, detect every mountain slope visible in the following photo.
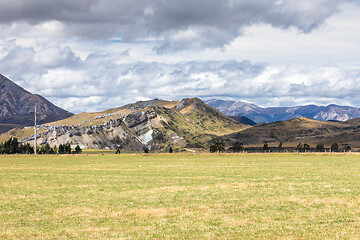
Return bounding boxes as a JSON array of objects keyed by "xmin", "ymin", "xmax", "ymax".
[
  {"xmin": 228, "ymin": 116, "xmax": 257, "ymax": 126},
  {"xmin": 205, "ymin": 99, "xmax": 360, "ymax": 123},
  {"xmin": 1, "ymin": 98, "xmax": 249, "ymax": 150},
  {"xmin": 0, "ymin": 74, "xmax": 73, "ymax": 132},
  {"xmin": 219, "ymin": 117, "xmax": 360, "ymax": 148}
]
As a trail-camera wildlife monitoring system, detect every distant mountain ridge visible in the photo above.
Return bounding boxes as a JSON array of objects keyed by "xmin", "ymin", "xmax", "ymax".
[
  {"xmin": 205, "ymin": 99, "xmax": 360, "ymax": 123},
  {"xmin": 0, "ymin": 74, "xmax": 73, "ymax": 133}
]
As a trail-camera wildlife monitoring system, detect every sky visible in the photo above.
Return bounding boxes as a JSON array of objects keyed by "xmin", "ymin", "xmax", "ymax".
[{"xmin": 0, "ymin": 0, "xmax": 359, "ymax": 113}]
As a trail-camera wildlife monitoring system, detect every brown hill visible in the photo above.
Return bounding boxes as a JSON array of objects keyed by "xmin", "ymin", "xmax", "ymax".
[{"xmin": 219, "ymin": 117, "xmax": 360, "ymax": 148}]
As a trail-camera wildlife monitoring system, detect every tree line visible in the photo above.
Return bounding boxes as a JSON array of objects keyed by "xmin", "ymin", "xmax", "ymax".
[
  {"xmin": 0, "ymin": 137, "xmax": 82, "ymax": 154},
  {"xmin": 0, "ymin": 137, "xmax": 34, "ymax": 154},
  {"xmin": 210, "ymin": 141, "xmax": 352, "ymax": 153}
]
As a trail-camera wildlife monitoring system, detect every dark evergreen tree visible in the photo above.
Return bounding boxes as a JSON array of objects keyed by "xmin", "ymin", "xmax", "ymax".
[
  {"xmin": 43, "ymin": 143, "xmax": 51, "ymax": 154},
  {"xmin": 65, "ymin": 143, "xmax": 72, "ymax": 154},
  {"xmin": 10, "ymin": 137, "xmax": 19, "ymax": 154},
  {"xmin": 53, "ymin": 146, "xmax": 58, "ymax": 154},
  {"xmin": 21, "ymin": 143, "xmax": 34, "ymax": 154},
  {"xmin": 75, "ymin": 145, "xmax": 82, "ymax": 154},
  {"xmin": 59, "ymin": 144, "xmax": 64, "ymax": 154},
  {"xmin": 263, "ymin": 143, "xmax": 270, "ymax": 151},
  {"xmin": 330, "ymin": 143, "xmax": 338, "ymax": 152}
]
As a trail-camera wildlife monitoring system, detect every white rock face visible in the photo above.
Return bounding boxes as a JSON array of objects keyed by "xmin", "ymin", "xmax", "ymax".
[
  {"xmin": 138, "ymin": 129, "xmax": 153, "ymax": 145},
  {"xmin": 314, "ymin": 111, "xmax": 350, "ymax": 121}
]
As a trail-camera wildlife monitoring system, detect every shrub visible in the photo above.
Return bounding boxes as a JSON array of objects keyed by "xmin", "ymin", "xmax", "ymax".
[
  {"xmin": 210, "ymin": 141, "xmax": 225, "ymax": 153},
  {"xmin": 144, "ymin": 147, "xmax": 149, "ymax": 153},
  {"xmin": 316, "ymin": 144, "xmax": 325, "ymax": 152},
  {"xmin": 263, "ymin": 143, "xmax": 269, "ymax": 151}
]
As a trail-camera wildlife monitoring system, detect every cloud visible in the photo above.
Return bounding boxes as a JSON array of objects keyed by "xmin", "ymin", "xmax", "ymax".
[
  {"xmin": 0, "ymin": 0, "xmax": 356, "ymax": 51},
  {"xmin": 1, "ymin": 39, "xmax": 359, "ymax": 112},
  {"xmin": 0, "ymin": 40, "xmax": 82, "ymax": 82}
]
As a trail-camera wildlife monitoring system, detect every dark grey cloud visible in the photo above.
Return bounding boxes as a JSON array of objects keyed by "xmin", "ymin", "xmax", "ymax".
[{"xmin": 0, "ymin": 0, "xmax": 355, "ymax": 51}]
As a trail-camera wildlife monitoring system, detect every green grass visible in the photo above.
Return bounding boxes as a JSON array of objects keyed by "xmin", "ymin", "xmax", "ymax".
[
  {"xmin": 81, "ymin": 149, "xmax": 117, "ymax": 154},
  {"xmin": 0, "ymin": 153, "xmax": 359, "ymax": 239}
]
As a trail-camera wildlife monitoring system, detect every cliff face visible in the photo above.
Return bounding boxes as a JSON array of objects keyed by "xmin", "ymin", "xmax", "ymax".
[
  {"xmin": 0, "ymin": 74, "xmax": 73, "ymax": 130},
  {"xmin": 20, "ymin": 111, "xmax": 161, "ymax": 150}
]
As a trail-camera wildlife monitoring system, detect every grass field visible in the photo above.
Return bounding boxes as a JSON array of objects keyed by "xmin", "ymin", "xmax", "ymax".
[{"xmin": 0, "ymin": 153, "xmax": 359, "ymax": 239}]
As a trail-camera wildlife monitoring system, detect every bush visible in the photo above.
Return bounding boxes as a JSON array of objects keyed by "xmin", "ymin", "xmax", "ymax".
[
  {"xmin": 228, "ymin": 142, "xmax": 243, "ymax": 152},
  {"xmin": 343, "ymin": 145, "xmax": 351, "ymax": 152},
  {"xmin": 316, "ymin": 144, "xmax": 325, "ymax": 152},
  {"xmin": 144, "ymin": 147, "xmax": 149, "ymax": 153},
  {"xmin": 303, "ymin": 143, "xmax": 310, "ymax": 152},
  {"xmin": 263, "ymin": 143, "xmax": 269, "ymax": 151},
  {"xmin": 210, "ymin": 141, "xmax": 225, "ymax": 153}
]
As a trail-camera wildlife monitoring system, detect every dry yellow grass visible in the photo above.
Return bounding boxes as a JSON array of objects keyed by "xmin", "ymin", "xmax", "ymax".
[{"xmin": 0, "ymin": 153, "xmax": 359, "ymax": 239}]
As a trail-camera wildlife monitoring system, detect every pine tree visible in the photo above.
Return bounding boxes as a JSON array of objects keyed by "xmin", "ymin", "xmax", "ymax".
[
  {"xmin": 59, "ymin": 144, "xmax": 64, "ymax": 154},
  {"xmin": 75, "ymin": 145, "xmax": 82, "ymax": 154}
]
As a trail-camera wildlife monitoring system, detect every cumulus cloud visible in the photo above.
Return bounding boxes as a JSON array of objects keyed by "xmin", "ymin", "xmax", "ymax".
[
  {"xmin": 0, "ymin": 0, "xmax": 356, "ymax": 51},
  {"xmin": 1, "ymin": 39, "xmax": 359, "ymax": 112}
]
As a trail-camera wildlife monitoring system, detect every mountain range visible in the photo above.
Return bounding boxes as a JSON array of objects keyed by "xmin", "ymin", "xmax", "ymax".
[
  {"xmin": 0, "ymin": 74, "xmax": 73, "ymax": 133},
  {"xmin": 205, "ymin": 99, "xmax": 360, "ymax": 123},
  {"xmin": 1, "ymin": 74, "xmax": 360, "ymax": 151}
]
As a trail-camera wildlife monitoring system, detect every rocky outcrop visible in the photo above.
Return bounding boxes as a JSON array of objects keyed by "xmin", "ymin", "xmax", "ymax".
[
  {"xmin": 19, "ymin": 112, "xmax": 162, "ymax": 151},
  {"xmin": 123, "ymin": 110, "xmax": 157, "ymax": 128},
  {"xmin": 20, "ymin": 119, "xmax": 123, "ymax": 143}
]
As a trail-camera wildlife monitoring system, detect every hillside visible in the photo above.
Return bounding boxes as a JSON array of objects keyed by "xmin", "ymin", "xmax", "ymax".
[
  {"xmin": 0, "ymin": 74, "xmax": 73, "ymax": 133},
  {"xmin": 205, "ymin": 99, "xmax": 360, "ymax": 123},
  {"xmin": 228, "ymin": 116, "xmax": 257, "ymax": 126},
  {"xmin": 219, "ymin": 117, "xmax": 360, "ymax": 148},
  {"xmin": 1, "ymin": 98, "xmax": 248, "ymax": 150}
]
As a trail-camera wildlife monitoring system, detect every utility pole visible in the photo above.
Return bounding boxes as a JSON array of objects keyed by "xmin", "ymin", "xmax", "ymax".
[{"xmin": 34, "ymin": 106, "xmax": 37, "ymax": 154}]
